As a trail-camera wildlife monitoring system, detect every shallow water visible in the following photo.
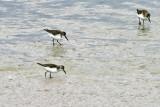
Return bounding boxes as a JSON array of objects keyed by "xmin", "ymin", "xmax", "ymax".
[{"xmin": 0, "ymin": 0, "xmax": 160, "ymax": 106}]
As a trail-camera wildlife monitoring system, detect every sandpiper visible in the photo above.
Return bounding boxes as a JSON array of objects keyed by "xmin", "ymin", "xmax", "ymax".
[
  {"xmin": 44, "ymin": 29, "xmax": 69, "ymax": 45},
  {"xmin": 137, "ymin": 9, "xmax": 151, "ymax": 26},
  {"xmin": 37, "ymin": 63, "xmax": 66, "ymax": 78}
]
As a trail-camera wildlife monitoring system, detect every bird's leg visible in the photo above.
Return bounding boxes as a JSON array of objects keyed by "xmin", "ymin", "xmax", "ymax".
[
  {"xmin": 57, "ymin": 40, "xmax": 62, "ymax": 45},
  {"xmin": 138, "ymin": 18, "xmax": 141, "ymax": 25},
  {"xmin": 143, "ymin": 20, "xmax": 144, "ymax": 26},
  {"xmin": 142, "ymin": 26, "xmax": 145, "ymax": 30},
  {"xmin": 45, "ymin": 71, "xmax": 48, "ymax": 78},
  {"xmin": 50, "ymin": 72, "xmax": 52, "ymax": 78},
  {"xmin": 53, "ymin": 39, "xmax": 55, "ymax": 46}
]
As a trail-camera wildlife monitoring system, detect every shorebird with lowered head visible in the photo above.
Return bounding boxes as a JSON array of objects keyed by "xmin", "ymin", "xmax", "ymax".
[
  {"xmin": 137, "ymin": 9, "xmax": 151, "ymax": 26},
  {"xmin": 37, "ymin": 63, "xmax": 66, "ymax": 78},
  {"xmin": 44, "ymin": 29, "xmax": 69, "ymax": 45}
]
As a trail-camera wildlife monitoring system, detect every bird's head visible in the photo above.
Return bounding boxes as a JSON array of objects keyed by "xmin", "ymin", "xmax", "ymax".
[
  {"xmin": 62, "ymin": 32, "xmax": 66, "ymax": 36},
  {"xmin": 147, "ymin": 14, "xmax": 151, "ymax": 23},
  {"xmin": 58, "ymin": 65, "xmax": 66, "ymax": 74},
  {"xmin": 62, "ymin": 32, "xmax": 69, "ymax": 41}
]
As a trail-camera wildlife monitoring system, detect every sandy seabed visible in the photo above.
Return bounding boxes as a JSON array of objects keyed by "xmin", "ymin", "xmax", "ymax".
[{"xmin": 0, "ymin": 0, "xmax": 160, "ymax": 106}]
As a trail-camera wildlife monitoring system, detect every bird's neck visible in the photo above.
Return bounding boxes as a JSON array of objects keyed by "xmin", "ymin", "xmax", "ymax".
[{"xmin": 57, "ymin": 66, "xmax": 60, "ymax": 70}]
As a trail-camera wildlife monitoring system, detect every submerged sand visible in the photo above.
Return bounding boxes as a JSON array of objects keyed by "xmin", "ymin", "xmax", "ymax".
[{"xmin": 0, "ymin": 0, "xmax": 160, "ymax": 106}]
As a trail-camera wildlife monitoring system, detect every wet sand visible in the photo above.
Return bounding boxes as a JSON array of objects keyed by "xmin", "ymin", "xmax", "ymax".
[{"xmin": 0, "ymin": 0, "xmax": 160, "ymax": 106}]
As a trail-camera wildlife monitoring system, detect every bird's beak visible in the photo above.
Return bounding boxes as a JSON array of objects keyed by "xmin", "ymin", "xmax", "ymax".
[
  {"xmin": 64, "ymin": 35, "xmax": 69, "ymax": 41},
  {"xmin": 63, "ymin": 70, "xmax": 66, "ymax": 74},
  {"xmin": 148, "ymin": 18, "xmax": 151, "ymax": 23}
]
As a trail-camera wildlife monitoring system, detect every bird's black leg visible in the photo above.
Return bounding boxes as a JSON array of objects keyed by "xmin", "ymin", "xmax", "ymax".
[
  {"xmin": 53, "ymin": 39, "xmax": 55, "ymax": 46},
  {"xmin": 143, "ymin": 20, "xmax": 144, "ymax": 26},
  {"xmin": 45, "ymin": 72, "xmax": 47, "ymax": 78},
  {"xmin": 57, "ymin": 40, "xmax": 62, "ymax": 45},
  {"xmin": 50, "ymin": 72, "xmax": 52, "ymax": 78},
  {"xmin": 138, "ymin": 18, "xmax": 141, "ymax": 25}
]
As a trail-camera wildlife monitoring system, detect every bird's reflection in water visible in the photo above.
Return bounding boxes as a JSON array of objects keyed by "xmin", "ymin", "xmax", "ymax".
[{"xmin": 137, "ymin": 26, "xmax": 150, "ymax": 36}]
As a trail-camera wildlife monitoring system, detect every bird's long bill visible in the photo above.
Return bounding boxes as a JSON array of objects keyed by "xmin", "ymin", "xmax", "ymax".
[
  {"xmin": 64, "ymin": 35, "xmax": 69, "ymax": 41},
  {"xmin": 148, "ymin": 18, "xmax": 151, "ymax": 23},
  {"xmin": 63, "ymin": 70, "xmax": 66, "ymax": 74}
]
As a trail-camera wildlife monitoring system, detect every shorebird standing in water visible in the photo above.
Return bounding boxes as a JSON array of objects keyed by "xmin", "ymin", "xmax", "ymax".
[
  {"xmin": 37, "ymin": 63, "xmax": 66, "ymax": 78},
  {"xmin": 44, "ymin": 29, "xmax": 69, "ymax": 45},
  {"xmin": 137, "ymin": 9, "xmax": 151, "ymax": 26}
]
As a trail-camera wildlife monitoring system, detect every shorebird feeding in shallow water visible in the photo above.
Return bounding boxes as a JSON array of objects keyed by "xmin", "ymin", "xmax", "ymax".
[
  {"xmin": 137, "ymin": 9, "xmax": 151, "ymax": 26},
  {"xmin": 44, "ymin": 29, "xmax": 69, "ymax": 45},
  {"xmin": 37, "ymin": 63, "xmax": 66, "ymax": 78}
]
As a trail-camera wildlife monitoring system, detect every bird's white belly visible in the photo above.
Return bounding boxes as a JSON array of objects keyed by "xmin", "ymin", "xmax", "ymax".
[
  {"xmin": 48, "ymin": 33, "xmax": 62, "ymax": 40},
  {"xmin": 44, "ymin": 67, "xmax": 59, "ymax": 73},
  {"xmin": 137, "ymin": 14, "xmax": 148, "ymax": 20}
]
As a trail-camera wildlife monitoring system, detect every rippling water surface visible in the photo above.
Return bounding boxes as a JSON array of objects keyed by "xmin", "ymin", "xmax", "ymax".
[{"xmin": 0, "ymin": 0, "xmax": 160, "ymax": 106}]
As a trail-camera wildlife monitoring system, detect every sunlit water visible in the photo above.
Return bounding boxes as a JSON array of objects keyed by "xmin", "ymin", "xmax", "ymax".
[{"xmin": 0, "ymin": 0, "xmax": 160, "ymax": 106}]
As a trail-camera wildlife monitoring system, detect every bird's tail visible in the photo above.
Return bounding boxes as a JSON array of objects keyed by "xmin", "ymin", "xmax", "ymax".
[
  {"xmin": 44, "ymin": 28, "xmax": 49, "ymax": 32},
  {"xmin": 37, "ymin": 63, "xmax": 45, "ymax": 67}
]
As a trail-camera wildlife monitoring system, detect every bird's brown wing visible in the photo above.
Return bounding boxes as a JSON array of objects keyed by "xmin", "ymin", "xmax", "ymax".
[
  {"xmin": 141, "ymin": 10, "xmax": 150, "ymax": 16},
  {"xmin": 44, "ymin": 29, "xmax": 62, "ymax": 35},
  {"xmin": 143, "ymin": 10, "xmax": 150, "ymax": 17},
  {"xmin": 51, "ymin": 30, "xmax": 62, "ymax": 35},
  {"xmin": 37, "ymin": 63, "xmax": 58, "ymax": 68},
  {"xmin": 43, "ymin": 64, "xmax": 58, "ymax": 68}
]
